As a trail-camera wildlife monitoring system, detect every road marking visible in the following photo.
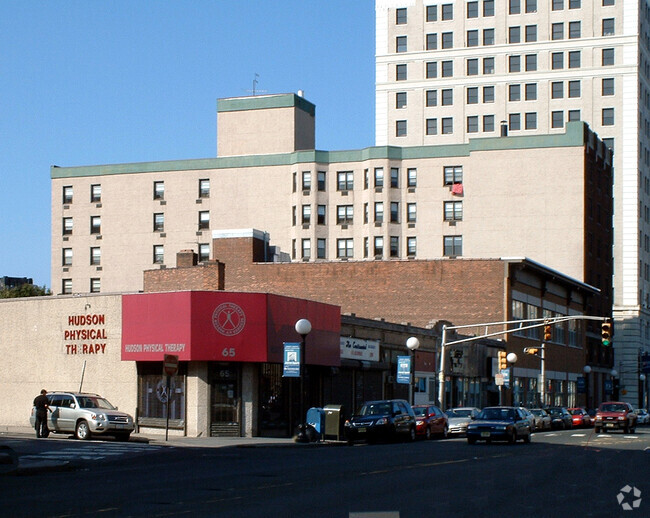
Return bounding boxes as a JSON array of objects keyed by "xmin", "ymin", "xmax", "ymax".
[
  {"xmin": 21, "ymin": 443, "xmax": 162, "ymax": 462},
  {"xmin": 571, "ymin": 433, "xmax": 586, "ymax": 437}
]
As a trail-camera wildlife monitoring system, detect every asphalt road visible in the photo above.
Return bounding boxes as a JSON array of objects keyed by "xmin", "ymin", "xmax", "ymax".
[{"xmin": 1, "ymin": 427, "xmax": 648, "ymax": 518}]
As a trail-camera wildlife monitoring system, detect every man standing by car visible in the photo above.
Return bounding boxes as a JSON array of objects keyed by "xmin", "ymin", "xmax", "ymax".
[{"xmin": 33, "ymin": 389, "xmax": 51, "ymax": 438}]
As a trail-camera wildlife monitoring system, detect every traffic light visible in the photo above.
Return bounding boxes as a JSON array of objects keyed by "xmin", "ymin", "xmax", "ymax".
[
  {"xmin": 543, "ymin": 324, "xmax": 552, "ymax": 342},
  {"xmin": 601, "ymin": 321, "xmax": 612, "ymax": 346},
  {"xmin": 498, "ymin": 350, "xmax": 508, "ymax": 370},
  {"xmin": 524, "ymin": 347, "xmax": 539, "ymax": 355}
]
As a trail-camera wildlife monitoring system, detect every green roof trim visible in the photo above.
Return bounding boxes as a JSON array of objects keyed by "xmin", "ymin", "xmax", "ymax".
[
  {"xmin": 51, "ymin": 122, "xmax": 590, "ymax": 179},
  {"xmin": 217, "ymin": 93, "xmax": 315, "ymax": 117}
]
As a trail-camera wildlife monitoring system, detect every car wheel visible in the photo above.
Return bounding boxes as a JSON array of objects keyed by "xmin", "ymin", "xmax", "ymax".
[
  {"xmin": 409, "ymin": 426, "xmax": 416, "ymax": 442},
  {"xmin": 441, "ymin": 425, "xmax": 449, "ymax": 439},
  {"xmin": 595, "ymin": 427, "xmax": 601, "ymax": 434},
  {"xmin": 115, "ymin": 433, "xmax": 131, "ymax": 442},
  {"xmin": 467, "ymin": 437, "xmax": 476, "ymax": 445},
  {"xmin": 523, "ymin": 431, "xmax": 531, "ymax": 443},
  {"xmin": 630, "ymin": 427, "xmax": 636, "ymax": 434},
  {"xmin": 425, "ymin": 427, "xmax": 432, "ymax": 440},
  {"xmin": 75, "ymin": 420, "xmax": 91, "ymax": 441},
  {"xmin": 508, "ymin": 430, "xmax": 516, "ymax": 444},
  {"xmin": 624, "ymin": 424, "xmax": 629, "ymax": 434}
]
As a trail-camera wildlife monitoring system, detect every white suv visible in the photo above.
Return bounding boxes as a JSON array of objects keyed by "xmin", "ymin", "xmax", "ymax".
[{"xmin": 30, "ymin": 392, "xmax": 134, "ymax": 441}]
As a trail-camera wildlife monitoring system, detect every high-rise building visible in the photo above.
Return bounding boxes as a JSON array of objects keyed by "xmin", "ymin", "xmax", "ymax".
[{"xmin": 375, "ymin": 0, "xmax": 647, "ymax": 406}]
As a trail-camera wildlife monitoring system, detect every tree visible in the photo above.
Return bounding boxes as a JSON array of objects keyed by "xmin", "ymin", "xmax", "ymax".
[{"xmin": 0, "ymin": 284, "xmax": 51, "ymax": 298}]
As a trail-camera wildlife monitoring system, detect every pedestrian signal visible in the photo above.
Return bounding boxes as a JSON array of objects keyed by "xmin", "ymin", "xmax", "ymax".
[
  {"xmin": 524, "ymin": 347, "xmax": 539, "ymax": 355},
  {"xmin": 601, "ymin": 321, "xmax": 612, "ymax": 346}
]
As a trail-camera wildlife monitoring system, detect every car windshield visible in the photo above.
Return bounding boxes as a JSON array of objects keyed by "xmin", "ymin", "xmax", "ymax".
[
  {"xmin": 530, "ymin": 409, "xmax": 545, "ymax": 416},
  {"xmin": 78, "ymin": 396, "xmax": 116, "ymax": 410},
  {"xmin": 358, "ymin": 402, "xmax": 392, "ymax": 416},
  {"xmin": 413, "ymin": 407, "xmax": 428, "ymax": 417},
  {"xmin": 477, "ymin": 408, "xmax": 515, "ymax": 421},
  {"xmin": 600, "ymin": 403, "xmax": 627, "ymax": 412},
  {"xmin": 568, "ymin": 409, "xmax": 582, "ymax": 415},
  {"xmin": 447, "ymin": 409, "xmax": 473, "ymax": 418},
  {"xmin": 547, "ymin": 408, "xmax": 562, "ymax": 416}
]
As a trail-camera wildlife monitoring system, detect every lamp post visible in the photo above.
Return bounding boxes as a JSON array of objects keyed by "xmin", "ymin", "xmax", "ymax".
[
  {"xmin": 583, "ymin": 365, "xmax": 592, "ymax": 409},
  {"xmin": 640, "ymin": 374, "xmax": 647, "ymax": 410},
  {"xmin": 506, "ymin": 353, "xmax": 518, "ymax": 405},
  {"xmin": 295, "ymin": 318, "xmax": 312, "ymax": 429},
  {"xmin": 406, "ymin": 337, "xmax": 420, "ymax": 405}
]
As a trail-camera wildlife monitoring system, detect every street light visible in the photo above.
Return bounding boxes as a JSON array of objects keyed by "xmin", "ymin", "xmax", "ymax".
[
  {"xmin": 583, "ymin": 365, "xmax": 592, "ymax": 409},
  {"xmin": 295, "ymin": 318, "xmax": 312, "ymax": 431},
  {"xmin": 406, "ymin": 337, "xmax": 420, "ymax": 405}
]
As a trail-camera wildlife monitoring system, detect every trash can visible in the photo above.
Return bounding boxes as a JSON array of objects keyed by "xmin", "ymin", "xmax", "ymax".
[
  {"xmin": 323, "ymin": 404, "xmax": 345, "ymax": 441},
  {"xmin": 306, "ymin": 407, "xmax": 325, "ymax": 441}
]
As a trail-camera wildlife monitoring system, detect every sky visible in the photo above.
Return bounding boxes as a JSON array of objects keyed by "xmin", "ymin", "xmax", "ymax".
[{"xmin": 0, "ymin": 1, "xmax": 376, "ymax": 289}]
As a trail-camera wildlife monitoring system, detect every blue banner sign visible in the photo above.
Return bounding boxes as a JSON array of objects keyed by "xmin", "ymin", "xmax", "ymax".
[
  {"xmin": 397, "ymin": 355, "xmax": 411, "ymax": 384},
  {"xmin": 283, "ymin": 342, "xmax": 301, "ymax": 377},
  {"xmin": 576, "ymin": 376, "xmax": 586, "ymax": 394},
  {"xmin": 604, "ymin": 380, "xmax": 613, "ymax": 395}
]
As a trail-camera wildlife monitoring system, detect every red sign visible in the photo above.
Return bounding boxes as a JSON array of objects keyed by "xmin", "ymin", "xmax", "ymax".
[{"xmin": 163, "ymin": 354, "xmax": 179, "ymax": 376}]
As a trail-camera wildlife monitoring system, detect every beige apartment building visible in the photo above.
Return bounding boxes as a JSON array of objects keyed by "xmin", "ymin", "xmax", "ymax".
[{"xmin": 375, "ymin": 0, "xmax": 648, "ymax": 406}]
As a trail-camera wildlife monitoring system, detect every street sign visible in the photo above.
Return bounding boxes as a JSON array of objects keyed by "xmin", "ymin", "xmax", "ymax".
[
  {"xmin": 282, "ymin": 342, "xmax": 301, "ymax": 377},
  {"xmin": 396, "ymin": 356, "xmax": 411, "ymax": 384},
  {"xmin": 495, "ymin": 373, "xmax": 504, "ymax": 386},
  {"xmin": 163, "ymin": 354, "xmax": 179, "ymax": 376}
]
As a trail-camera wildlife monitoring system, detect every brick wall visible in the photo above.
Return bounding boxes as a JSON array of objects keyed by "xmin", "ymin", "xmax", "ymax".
[{"xmin": 144, "ymin": 261, "xmax": 225, "ymax": 293}]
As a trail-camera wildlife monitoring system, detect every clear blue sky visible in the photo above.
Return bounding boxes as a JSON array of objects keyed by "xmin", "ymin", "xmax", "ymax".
[{"xmin": 0, "ymin": 1, "xmax": 376, "ymax": 289}]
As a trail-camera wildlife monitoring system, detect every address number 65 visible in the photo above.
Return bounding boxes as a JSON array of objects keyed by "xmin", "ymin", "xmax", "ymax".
[{"xmin": 222, "ymin": 348, "xmax": 236, "ymax": 358}]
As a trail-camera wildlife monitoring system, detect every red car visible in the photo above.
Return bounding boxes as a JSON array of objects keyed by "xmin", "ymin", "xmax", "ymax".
[
  {"xmin": 412, "ymin": 404, "xmax": 448, "ymax": 439},
  {"xmin": 594, "ymin": 401, "xmax": 637, "ymax": 433},
  {"xmin": 568, "ymin": 407, "xmax": 593, "ymax": 428}
]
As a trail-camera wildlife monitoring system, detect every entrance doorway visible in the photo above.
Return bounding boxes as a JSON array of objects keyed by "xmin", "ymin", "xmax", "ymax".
[{"xmin": 209, "ymin": 363, "xmax": 241, "ymax": 437}]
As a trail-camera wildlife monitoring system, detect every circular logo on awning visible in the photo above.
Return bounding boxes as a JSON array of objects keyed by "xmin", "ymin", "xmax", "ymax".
[{"xmin": 212, "ymin": 303, "xmax": 246, "ymax": 336}]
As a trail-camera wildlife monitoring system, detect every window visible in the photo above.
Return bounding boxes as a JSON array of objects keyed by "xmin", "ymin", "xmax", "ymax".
[
  {"xmin": 396, "ymin": 36, "xmax": 407, "ymax": 53},
  {"xmin": 602, "ymin": 108, "xmax": 614, "ymax": 126},
  {"xmin": 552, "ymin": 23, "xmax": 564, "ymax": 40},
  {"xmin": 552, "ymin": 52, "xmax": 564, "ymax": 69},
  {"xmin": 442, "ymin": 60, "xmax": 453, "ymax": 77},
  {"xmin": 525, "ymin": 25, "xmax": 537, "ymax": 42},
  {"xmin": 407, "ymin": 168, "xmax": 417, "ymax": 187},
  {"xmin": 292, "ymin": 172, "xmax": 297, "ymax": 192},
  {"xmin": 199, "ymin": 179, "xmax": 210, "ymax": 198},
  {"xmin": 552, "ymin": 0, "xmax": 563, "ymax": 9},
  {"xmin": 301, "ymin": 205, "xmax": 311, "ymax": 224},
  {"xmin": 568, "ymin": 110, "xmax": 581, "ymax": 122},
  {"xmin": 552, "ymin": 111, "xmax": 564, "ymax": 128},
  {"xmin": 90, "ymin": 247, "xmax": 101, "ymax": 266},
  {"xmin": 442, "ymin": 117, "xmax": 453, "ymax": 134},
  {"xmin": 317, "ymin": 171, "xmax": 326, "ymax": 191},
  {"xmin": 364, "ymin": 203, "xmax": 369, "ymax": 223},
  {"xmin": 153, "ymin": 181, "xmax": 164, "ymax": 200},
  {"xmin": 63, "ymin": 217, "xmax": 73, "ymax": 235},
  {"xmin": 426, "ymin": 33, "xmax": 438, "ymax": 50},
  {"xmin": 442, "ymin": 32, "xmax": 453, "ymax": 49},
  {"xmin": 374, "ymin": 168, "xmax": 384, "ymax": 188},
  {"xmin": 525, "ymin": 83, "xmax": 537, "ymax": 100},
  {"xmin": 90, "ymin": 184, "xmax": 101, "ymax": 203},
  {"xmin": 90, "ymin": 279, "xmax": 100, "ymax": 294},
  {"xmin": 551, "ymin": 82, "xmax": 564, "ymax": 99},
  {"xmin": 390, "ymin": 202, "xmax": 399, "ymax": 223},
  {"xmin": 407, "ymin": 237, "xmax": 417, "ymax": 257},
  {"xmin": 427, "ymin": 5, "xmax": 437, "ymax": 21},
  {"xmin": 602, "ymin": 78, "xmax": 615, "ymax": 95},
  {"xmin": 509, "ymin": 26, "xmax": 520, "ymax": 43},
  {"xmin": 317, "ymin": 205, "xmax": 326, "ymax": 224},
  {"xmin": 63, "ymin": 186, "xmax": 73, "ymax": 204},
  {"xmin": 62, "ymin": 279, "xmax": 72, "ymax": 295},
  {"xmin": 444, "ymin": 201, "xmax": 463, "ymax": 221},
  {"xmin": 483, "ymin": 115, "xmax": 495, "ymax": 132},
  {"xmin": 602, "ymin": 18, "xmax": 615, "ymax": 36},
  {"xmin": 568, "ymin": 80, "xmax": 581, "ymax": 98},
  {"xmin": 509, "ymin": 84, "xmax": 521, "ymax": 101},
  {"xmin": 467, "ymin": 30, "xmax": 479, "ymax": 47},
  {"xmin": 375, "ymin": 202, "xmax": 384, "ymax": 223},
  {"xmin": 396, "ymin": 92, "xmax": 407, "ymax": 109},
  {"xmin": 467, "ymin": 1, "xmax": 479, "ymax": 18},
  {"xmin": 483, "ymin": 57, "xmax": 495, "ymax": 74},
  {"xmin": 396, "ymin": 7, "xmax": 407, "ymax": 24},
  {"xmin": 337, "ymin": 205, "xmax": 353, "ymax": 224},
  {"xmin": 568, "ymin": 50, "xmax": 581, "ymax": 68},
  {"xmin": 525, "ymin": 54, "xmax": 537, "ymax": 71},
  {"xmin": 444, "ymin": 165, "xmax": 463, "ymax": 185},
  {"xmin": 396, "ymin": 64, "xmax": 407, "ymax": 81},
  {"xmin": 337, "ymin": 171, "xmax": 353, "ymax": 191},
  {"xmin": 525, "ymin": 0, "xmax": 537, "ymax": 13},
  {"xmin": 602, "ymin": 48, "xmax": 615, "ymax": 66},
  {"xmin": 442, "ymin": 4, "xmax": 453, "ymax": 20},
  {"xmin": 426, "ymin": 62, "xmax": 437, "ymax": 78},
  {"xmin": 467, "ymin": 116, "xmax": 479, "ymax": 133},
  {"xmin": 153, "ymin": 212, "xmax": 164, "ymax": 232},
  {"xmin": 602, "ymin": 0, "xmax": 614, "ymax": 5},
  {"xmin": 426, "ymin": 118, "xmax": 438, "ymax": 135},
  {"xmin": 525, "ymin": 112, "xmax": 537, "ymax": 130},
  {"xmin": 570, "ymin": 0, "xmax": 581, "ymax": 7},
  {"xmin": 509, "ymin": 113, "xmax": 521, "ymax": 130},
  {"xmin": 292, "ymin": 206, "xmax": 296, "ymax": 226},
  {"xmin": 444, "ymin": 236, "xmax": 462, "ymax": 257},
  {"xmin": 337, "ymin": 239, "xmax": 353, "ymax": 259},
  {"xmin": 197, "ymin": 210, "xmax": 210, "ymax": 230},
  {"xmin": 364, "ymin": 169, "xmax": 369, "ymax": 189},
  {"xmin": 153, "ymin": 245, "xmax": 164, "ymax": 264},
  {"xmin": 602, "ymin": 137, "xmax": 614, "ymax": 151},
  {"xmin": 483, "ymin": 29, "xmax": 495, "ymax": 46},
  {"xmin": 317, "ymin": 239, "xmax": 326, "ymax": 259},
  {"xmin": 509, "ymin": 0, "xmax": 521, "ymax": 14},
  {"xmin": 467, "ymin": 87, "xmax": 479, "ymax": 104},
  {"xmin": 199, "ymin": 244, "xmax": 210, "ymax": 262},
  {"xmin": 302, "ymin": 171, "xmax": 311, "ymax": 191},
  {"xmin": 442, "ymin": 89, "xmax": 453, "ymax": 106},
  {"xmin": 390, "ymin": 236, "xmax": 399, "ymax": 257},
  {"xmin": 426, "ymin": 90, "xmax": 437, "ymax": 107},
  {"xmin": 467, "ymin": 58, "xmax": 479, "ymax": 76},
  {"xmin": 301, "ymin": 239, "xmax": 311, "ymax": 260},
  {"xmin": 569, "ymin": 21, "xmax": 581, "ymax": 39},
  {"xmin": 391, "ymin": 167, "xmax": 399, "ymax": 188},
  {"xmin": 407, "ymin": 203, "xmax": 417, "ymax": 222},
  {"xmin": 90, "ymin": 216, "xmax": 101, "ymax": 235},
  {"xmin": 509, "ymin": 55, "xmax": 521, "ymax": 73},
  {"xmin": 484, "ymin": 0, "xmax": 495, "ymax": 16},
  {"xmin": 62, "ymin": 248, "xmax": 72, "ymax": 266},
  {"xmin": 374, "ymin": 237, "xmax": 384, "ymax": 257}
]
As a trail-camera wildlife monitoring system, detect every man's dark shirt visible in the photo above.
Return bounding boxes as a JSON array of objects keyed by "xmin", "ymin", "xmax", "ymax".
[{"xmin": 34, "ymin": 394, "xmax": 49, "ymax": 413}]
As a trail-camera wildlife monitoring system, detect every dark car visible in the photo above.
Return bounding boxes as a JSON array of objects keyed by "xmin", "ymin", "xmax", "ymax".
[
  {"xmin": 345, "ymin": 399, "xmax": 416, "ymax": 444},
  {"xmin": 466, "ymin": 406, "xmax": 532, "ymax": 444},
  {"xmin": 412, "ymin": 404, "xmax": 448, "ymax": 439},
  {"xmin": 546, "ymin": 407, "xmax": 573, "ymax": 430},
  {"xmin": 594, "ymin": 401, "xmax": 637, "ymax": 434}
]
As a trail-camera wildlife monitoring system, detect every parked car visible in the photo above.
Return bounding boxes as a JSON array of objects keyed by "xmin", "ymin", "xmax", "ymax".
[
  {"xmin": 466, "ymin": 406, "xmax": 532, "ymax": 444},
  {"xmin": 29, "ymin": 391, "xmax": 134, "ymax": 441},
  {"xmin": 518, "ymin": 407, "xmax": 536, "ymax": 433},
  {"xmin": 546, "ymin": 407, "xmax": 573, "ymax": 430},
  {"xmin": 529, "ymin": 408, "xmax": 552, "ymax": 431},
  {"xmin": 445, "ymin": 407, "xmax": 480, "ymax": 436},
  {"xmin": 636, "ymin": 408, "xmax": 649, "ymax": 425},
  {"xmin": 344, "ymin": 399, "xmax": 416, "ymax": 444},
  {"xmin": 412, "ymin": 404, "xmax": 448, "ymax": 439},
  {"xmin": 594, "ymin": 401, "xmax": 637, "ymax": 434},
  {"xmin": 567, "ymin": 407, "xmax": 592, "ymax": 428}
]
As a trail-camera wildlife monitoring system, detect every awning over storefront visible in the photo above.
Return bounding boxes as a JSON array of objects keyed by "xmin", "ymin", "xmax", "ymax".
[{"xmin": 122, "ymin": 291, "xmax": 341, "ymax": 365}]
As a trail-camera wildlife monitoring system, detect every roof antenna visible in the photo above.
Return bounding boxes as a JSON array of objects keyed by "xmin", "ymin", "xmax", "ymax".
[{"xmin": 247, "ymin": 73, "xmax": 267, "ymax": 96}]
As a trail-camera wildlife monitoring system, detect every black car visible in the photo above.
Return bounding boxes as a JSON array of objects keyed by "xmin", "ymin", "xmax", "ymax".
[
  {"xmin": 546, "ymin": 406, "xmax": 573, "ymax": 430},
  {"xmin": 344, "ymin": 399, "xmax": 416, "ymax": 444},
  {"xmin": 466, "ymin": 406, "xmax": 532, "ymax": 444}
]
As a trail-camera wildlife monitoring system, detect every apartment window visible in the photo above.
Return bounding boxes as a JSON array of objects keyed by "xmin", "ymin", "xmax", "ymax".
[
  {"xmin": 90, "ymin": 247, "xmax": 101, "ymax": 266},
  {"xmin": 198, "ymin": 211, "xmax": 209, "ymax": 230},
  {"xmin": 407, "ymin": 203, "xmax": 417, "ymax": 222},
  {"xmin": 396, "ymin": 36, "xmax": 407, "ymax": 53},
  {"xmin": 569, "ymin": 21, "xmax": 581, "ymax": 39},
  {"xmin": 602, "ymin": 0, "xmax": 614, "ymax": 5},
  {"xmin": 199, "ymin": 244, "xmax": 210, "ymax": 262},
  {"xmin": 525, "ymin": 0, "xmax": 537, "ymax": 13},
  {"xmin": 552, "ymin": 0, "xmax": 563, "ymax": 9},
  {"xmin": 551, "ymin": 82, "xmax": 563, "ymax": 99},
  {"xmin": 153, "ymin": 212, "xmax": 164, "ymax": 232},
  {"xmin": 602, "ymin": 137, "xmax": 614, "ymax": 151},
  {"xmin": 63, "ymin": 186, "xmax": 73, "ymax": 204},
  {"xmin": 444, "ymin": 236, "xmax": 462, "ymax": 257},
  {"xmin": 407, "ymin": 237, "xmax": 417, "ymax": 257},
  {"xmin": 552, "ymin": 111, "xmax": 564, "ymax": 128},
  {"xmin": 525, "ymin": 54, "xmax": 537, "ymax": 71},
  {"xmin": 198, "ymin": 179, "xmax": 210, "ymax": 198},
  {"xmin": 292, "ymin": 172, "xmax": 297, "ymax": 192},
  {"xmin": 602, "ymin": 48, "xmax": 615, "ymax": 66},
  {"xmin": 153, "ymin": 245, "xmax": 164, "ymax": 264},
  {"xmin": 444, "ymin": 201, "xmax": 463, "ymax": 221},
  {"xmin": 390, "ymin": 236, "xmax": 399, "ymax": 257},
  {"xmin": 444, "ymin": 165, "xmax": 463, "ymax": 185},
  {"xmin": 374, "ymin": 168, "xmax": 384, "ymax": 188},
  {"xmin": 442, "ymin": 4, "xmax": 453, "ymax": 20},
  {"xmin": 568, "ymin": 110, "xmax": 581, "ymax": 122},
  {"xmin": 483, "ymin": 57, "xmax": 495, "ymax": 74},
  {"xmin": 509, "ymin": 26, "xmax": 520, "ymax": 43},
  {"xmin": 396, "ymin": 64, "xmax": 407, "ymax": 81},
  {"xmin": 427, "ymin": 5, "xmax": 438, "ymax": 22},
  {"xmin": 337, "ymin": 239, "xmax": 353, "ymax": 259},
  {"xmin": 568, "ymin": 51, "xmax": 581, "ymax": 68},
  {"xmin": 90, "ymin": 279, "xmax": 100, "ymax": 294},
  {"xmin": 467, "ymin": 58, "xmax": 479, "ymax": 76},
  {"xmin": 484, "ymin": 0, "xmax": 495, "ymax": 16},
  {"xmin": 317, "ymin": 205, "xmax": 326, "ymax": 224},
  {"xmin": 467, "ymin": 30, "xmax": 479, "ymax": 47},
  {"xmin": 442, "ymin": 32, "xmax": 453, "ymax": 49},
  {"xmin": 442, "ymin": 118, "xmax": 453, "ymax": 134},
  {"xmin": 570, "ymin": 0, "xmax": 581, "ymax": 6},
  {"xmin": 396, "ymin": 7, "xmax": 407, "ymax": 24},
  {"xmin": 375, "ymin": 202, "xmax": 384, "ymax": 223},
  {"xmin": 483, "ymin": 29, "xmax": 495, "ymax": 46},
  {"xmin": 426, "ymin": 118, "xmax": 438, "ymax": 135},
  {"xmin": 552, "ymin": 52, "xmax": 564, "ymax": 69},
  {"xmin": 90, "ymin": 216, "xmax": 101, "ymax": 235},
  {"xmin": 301, "ymin": 171, "xmax": 311, "ymax": 191},
  {"xmin": 426, "ymin": 33, "xmax": 438, "ymax": 50},
  {"xmin": 316, "ymin": 239, "xmax": 326, "ymax": 259},
  {"xmin": 337, "ymin": 205, "xmax": 353, "ymax": 224},
  {"xmin": 509, "ymin": 113, "xmax": 521, "ymax": 131},
  {"xmin": 509, "ymin": 55, "xmax": 521, "ymax": 73},
  {"xmin": 317, "ymin": 171, "xmax": 326, "ymax": 191},
  {"xmin": 467, "ymin": 87, "xmax": 479, "ymax": 104},
  {"xmin": 62, "ymin": 248, "xmax": 72, "ymax": 266},
  {"xmin": 467, "ymin": 116, "xmax": 479, "ymax": 133},
  {"xmin": 483, "ymin": 115, "xmax": 495, "ymax": 132},
  {"xmin": 602, "ymin": 78, "xmax": 615, "ymax": 95},
  {"xmin": 602, "ymin": 108, "xmax": 615, "ymax": 126},
  {"xmin": 442, "ymin": 89, "xmax": 453, "ymax": 106},
  {"xmin": 442, "ymin": 60, "xmax": 453, "ymax": 77},
  {"xmin": 153, "ymin": 181, "xmax": 164, "ymax": 200},
  {"xmin": 396, "ymin": 92, "xmax": 407, "ymax": 109},
  {"xmin": 390, "ymin": 202, "xmax": 399, "ymax": 223},
  {"xmin": 374, "ymin": 237, "xmax": 384, "ymax": 257},
  {"xmin": 525, "ymin": 83, "xmax": 537, "ymax": 100},
  {"xmin": 301, "ymin": 205, "xmax": 311, "ymax": 224},
  {"xmin": 337, "ymin": 171, "xmax": 353, "ymax": 191},
  {"xmin": 525, "ymin": 112, "xmax": 537, "ymax": 130},
  {"xmin": 509, "ymin": 84, "xmax": 521, "ymax": 101},
  {"xmin": 552, "ymin": 23, "xmax": 564, "ymax": 40},
  {"xmin": 301, "ymin": 239, "xmax": 311, "ymax": 260},
  {"xmin": 90, "ymin": 184, "xmax": 101, "ymax": 203},
  {"xmin": 568, "ymin": 80, "xmax": 581, "ymax": 98},
  {"xmin": 602, "ymin": 18, "xmax": 615, "ymax": 36},
  {"xmin": 525, "ymin": 25, "xmax": 537, "ymax": 42},
  {"xmin": 364, "ymin": 203, "xmax": 369, "ymax": 223},
  {"xmin": 62, "ymin": 279, "xmax": 72, "ymax": 295},
  {"xmin": 391, "ymin": 168, "xmax": 399, "ymax": 188},
  {"xmin": 509, "ymin": 0, "xmax": 521, "ymax": 14},
  {"xmin": 426, "ymin": 62, "xmax": 437, "ymax": 78},
  {"xmin": 467, "ymin": 1, "xmax": 479, "ymax": 18},
  {"xmin": 426, "ymin": 90, "xmax": 437, "ymax": 107},
  {"xmin": 63, "ymin": 217, "xmax": 73, "ymax": 235},
  {"xmin": 407, "ymin": 168, "xmax": 417, "ymax": 187},
  {"xmin": 292, "ymin": 206, "xmax": 296, "ymax": 226}
]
